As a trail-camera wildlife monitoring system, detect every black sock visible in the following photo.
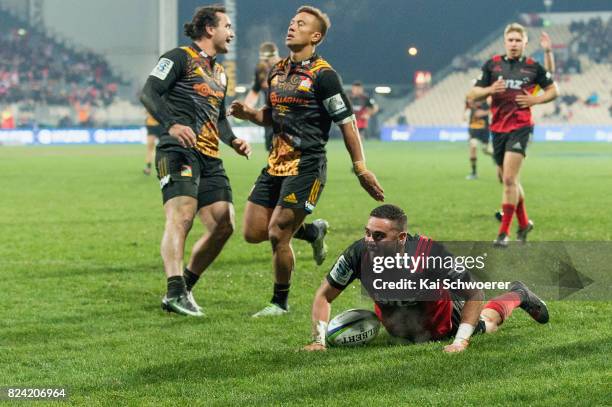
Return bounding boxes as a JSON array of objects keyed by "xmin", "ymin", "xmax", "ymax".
[
  {"xmin": 470, "ymin": 158, "xmax": 477, "ymax": 175},
  {"xmin": 184, "ymin": 268, "xmax": 200, "ymax": 291},
  {"xmin": 271, "ymin": 283, "xmax": 290, "ymax": 310},
  {"xmin": 146, "ymin": 162, "xmax": 152, "ymax": 169},
  {"xmin": 294, "ymin": 223, "xmax": 318, "ymax": 243},
  {"xmin": 167, "ymin": 276, "xmax": 186, "ymax": 298}
]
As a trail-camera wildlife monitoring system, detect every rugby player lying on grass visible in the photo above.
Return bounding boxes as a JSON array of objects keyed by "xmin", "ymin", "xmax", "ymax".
[{"xmin": 303, "ymin": 204, "xmax": 549, "ymax": 353}]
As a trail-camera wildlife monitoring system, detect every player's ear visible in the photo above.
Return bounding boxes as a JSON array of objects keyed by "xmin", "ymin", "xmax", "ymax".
[
  {"xmin": 311, "ymin": 31, "xmax": 322, "ymax": 45},
  {"xmin": 398, "ymin": 232, "xmax": 408, "ymax": 243},
  {"xmin": 205, "ymin": 24, "xmax": 216, "ymax": 38}
]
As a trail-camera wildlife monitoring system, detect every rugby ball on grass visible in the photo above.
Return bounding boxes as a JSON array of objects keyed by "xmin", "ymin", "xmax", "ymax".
[{"xmin": 327, "ymin": 309, "xmax": 380, "ymax": 347}]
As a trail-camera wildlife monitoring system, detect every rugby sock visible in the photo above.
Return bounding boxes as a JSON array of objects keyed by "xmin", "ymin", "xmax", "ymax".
[
  {"xmin": 499, "ymin": 203, "xmax": 516, "ymax": 235},
  {"xmin": 271, "ymin": 283, "xmax": 290, "ymax": 310},
  {"xmin": 167, "ymin": 276, "xmax": 186, "ymax": 298},
  {"xmin": 183, "ymin": 268, "xmax": 200, "ymax": 291},
  {"xmin": 145, "ymin": 162, "xmax": 152, "ymax": 169},
  {"xmin": 516, "ymin": 197, "xmax": 529, "ymax": 229},
  {"xmin": 470, "ymin": 158, "xmax": 477, "ymax": 175},
  {"xmin": 294, "ymin": 223, "xmax": 318, "ymax": 243},
  {"xmin": 483, "ymin": 292, "xmax": 522, "ymax": 323}
]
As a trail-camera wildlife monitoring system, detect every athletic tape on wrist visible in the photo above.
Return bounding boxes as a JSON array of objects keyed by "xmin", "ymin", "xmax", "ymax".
[
  {"xmin": 313, "ymin": 320, "xmax": 328, "ymax": 345},
  {"xmin": 353, "ymin": 161, "xmax": 368, "ymax": 176},
  {"xmin": 453, "ymin": 322, "xmax": 475, "ymax": 344}
]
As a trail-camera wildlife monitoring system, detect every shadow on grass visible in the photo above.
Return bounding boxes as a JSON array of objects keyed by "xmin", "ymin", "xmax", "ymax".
[{"xmin": 67, "ymin": 333, "xmax": 608, "ymax": 404}]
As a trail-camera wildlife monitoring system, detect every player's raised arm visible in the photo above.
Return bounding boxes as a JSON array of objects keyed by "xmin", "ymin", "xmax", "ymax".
[{"xmin": 540, "ymin": 31, "xmax": 555, "ymax": 73}]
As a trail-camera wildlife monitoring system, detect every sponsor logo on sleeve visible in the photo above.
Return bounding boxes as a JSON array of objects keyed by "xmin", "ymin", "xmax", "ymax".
[
  {"xmin": 150, "ymin": 58, "xmax": 174, "ymax": 80},
  {"xmin": 330, "ymin": 255, "xmax": 353, "ymax": 286},
  {"xmin": 322, "ymin": 94, "xmax": 348, "ymax": 116}
]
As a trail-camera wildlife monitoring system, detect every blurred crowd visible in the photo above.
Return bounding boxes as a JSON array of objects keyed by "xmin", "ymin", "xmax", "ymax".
[
  {"xmin": 0, "ymin": 9, "xmax": 121, "ymax": 128},
  {"xmin": 569, "ymin": 17, "xmax": 612, "ymax": 64}
]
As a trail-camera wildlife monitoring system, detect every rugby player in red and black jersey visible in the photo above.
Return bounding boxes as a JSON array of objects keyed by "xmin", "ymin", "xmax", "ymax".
[
  {"xmin": 303, "ymin": 205, "xmax": 549, "ymax": 352},
  {"xmin": 467, "ymin": 23, "xmax": 558, "ymax": 247},
  {"xmin": 140, "ymin": 5, "xmax": 251, "ymax": 316},
  {"xmin": 230, "ymin": 6, "xmax": 384, "ymax": 317},
  {"xmin": 350, "ymin": 81, "xmax": 379, "ymax": 140}
]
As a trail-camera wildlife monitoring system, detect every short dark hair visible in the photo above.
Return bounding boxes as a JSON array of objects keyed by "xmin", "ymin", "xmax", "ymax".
[
  {"xmin": 259, "ymin": 42, "xmax": 279, "ymax": 59},
  {"xmin": 297, "ymin": 5, "xmax": 331, "ymax": 45},
  {"xmin": 184, "ymin": 4, "xmax": 226, "ymax": 40},
  {"xmin": 370, "ymin": 204, "xmax": 408, "ymax": 232}
]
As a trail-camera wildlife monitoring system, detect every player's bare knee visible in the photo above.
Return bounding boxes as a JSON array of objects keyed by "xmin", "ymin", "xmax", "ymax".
[
  {"xmin": 502, "ymin": 176, "xmax": 517, "ymax": 189},
  {"xmin": 483, "ymin": 318, "xmax": 499, "ymax": 333},
  {"xmin": 268, "ymin": 227, "xmax": 291, "ymax": 250},
  {"xmin": 243, "ymin": 226, "xmax": 267, "ymax": 243},
  {"xmin": 480, "ymin": 310, "xmax": 501, "ymax": 333},
  {"xmin": 212, "ymin": 220, "xmax": 234, "ymax": 241}
]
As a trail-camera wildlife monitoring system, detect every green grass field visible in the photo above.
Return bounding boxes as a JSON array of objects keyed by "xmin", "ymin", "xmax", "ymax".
[{"xmin": 1, "ymin": 141, "xmax": 611, "ymax": 406}]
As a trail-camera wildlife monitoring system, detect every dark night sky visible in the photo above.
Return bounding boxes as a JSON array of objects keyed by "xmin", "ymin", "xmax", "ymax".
[{"xmin": 179, "ymin": 0, "xmax": 612, "ymax": 85}]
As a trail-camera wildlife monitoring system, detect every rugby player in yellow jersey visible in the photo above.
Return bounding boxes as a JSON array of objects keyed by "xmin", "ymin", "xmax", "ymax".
[
  {"xmin": 141, "ymin": 5, "xmax": 251, "ymax": 316},
  {"xmin": 230, "ymin": 6, "xmax": 384, "ymax": 317}
]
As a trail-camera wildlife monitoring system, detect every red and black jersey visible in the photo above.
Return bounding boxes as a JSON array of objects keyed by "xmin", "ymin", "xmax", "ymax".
[
  {"xmin": 326, "ymin": 235, "xmax": 475, "ymax": 340},
  {"xmin": 264, "ymin": 54, "xmax": 354, "ymax": 176},
  {"xmin": 350, "ymin": 93, "xmax": 376, "ymax": 129},
  {"xmin": 475, "ymin": 55, "xmax": 554, "ymax": 133}
]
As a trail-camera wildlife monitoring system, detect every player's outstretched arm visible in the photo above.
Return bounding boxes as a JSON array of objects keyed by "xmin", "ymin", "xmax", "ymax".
[
  {"xmin": 218, "ymin": 103, "xmax": 252, "ymax": 159},
  {"xmin": 444, "ymin": 289, "xmax": 484, "ymax": 353},
  {"xmin": 227, "ymin": 101, "xmax": 273, "ymax": 127},
  {"xmin": 243, "ymin": 89, "xmax": 259, "ymax": 108},
  {"xmin": 303, "ymin": 280, "xmax": 342, "ymax": 351},
  {"xmin": 339, "ymin": 120, "xmax": 385, "ymax": 202}
]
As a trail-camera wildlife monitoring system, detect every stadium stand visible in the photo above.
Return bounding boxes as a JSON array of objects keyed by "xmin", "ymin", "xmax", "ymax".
[
  {"xmin": 388, "ymin": 12, "xmax": 612, "ymax": 126},
  {"xmin": 0, "ymin": 5, "xmax": 145, "ymax": 128}
]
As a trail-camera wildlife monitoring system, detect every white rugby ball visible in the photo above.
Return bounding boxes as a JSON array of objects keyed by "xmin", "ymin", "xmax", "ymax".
[{"xmin": 327, "ymin": 309, "xmax": 380, "ymax": 347}]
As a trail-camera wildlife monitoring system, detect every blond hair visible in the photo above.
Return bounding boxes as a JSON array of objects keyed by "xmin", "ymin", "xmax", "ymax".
[
  {"xmin": 297, "ymin": 5, "xmax": 331, "ymax": 45},
  {"xmin": 504, "ymin": 23, "xmax": 528, "ymax": 42}
]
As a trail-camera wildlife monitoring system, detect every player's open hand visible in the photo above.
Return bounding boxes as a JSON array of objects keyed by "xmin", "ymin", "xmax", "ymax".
[
  {"xmin": 443, "ymin": 339, "xmax": 469, "ymax": 353},
  {"xmin": 228, "ymin": 100, "xmax": 253, "ymax": 121},
  {"xmin": 169, "ymin": 124, "xmax": 197, "ymax": 148},
  {"xmin": 540, "ymin": 31, "xmax": 552, "ymax": 52},
  {"xmin": 489, "ymin": 77, "xmax": 506, "ymax": 95},
  {"xmin": 358, "ymin": 170, "xmax": 385, "ymax": 202},
  {"xmin": 302, "ymin": 342, "xmax": 327, "ymax": 352},
  {"xmin": 515, "ymin": 89, "xmax": 538, "ymax": 108},
  {"xmin": 231, "ymin": 138, "xmax": 252, "ymax": 159}
]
